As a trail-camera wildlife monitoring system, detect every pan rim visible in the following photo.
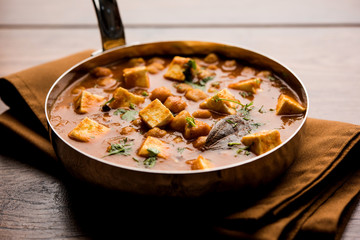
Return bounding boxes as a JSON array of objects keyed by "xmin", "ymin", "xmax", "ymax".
[{"xmin": 45, "ymin": 39, "xmax": 309, "ymax": 175}]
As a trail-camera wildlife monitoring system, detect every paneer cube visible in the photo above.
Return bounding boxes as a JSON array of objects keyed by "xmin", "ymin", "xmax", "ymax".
[
  {"xmin": 163, "ymin": 56, "xmax": 191, "ymax": 81},
  {"xmin": 228, "ymin": 78, "xmax": 262, "ymax": 94},
  {"xmin": 276, "ymin": 94, "xmax": 306, "ymax": 115},
  {"xmin": 139, "ymin": 99, "xmax": 174, "ymax": 128},
  {"xmin": 170, "ymin": 110, "xmax": 191, "ymax": 132},
  {"xmin": 123, "ymin": 66, "xmax": 150, "ymax": 89},
  {"xmin": 68, "ymin": 117, "xmax": 109, "ymax": 142},
  {"xmin": 241, "ymin": 129, "xmax": 282, "ymax": 155},
  {"xmin": 73, "ymin": 90, "xmax": 105, "ymax": 114},
  {"xmin": 188, "ymin": 155, "xmax": 213, "ymax": 170},
  {"xmin": 200, "ymin": 88, "xmax": 239, "ymax": 115},
  {"xmin": 183, "ymin": 119, "xmax": 211, "ymax": 140},
  {"xmin": 108, "ymin": 87, "xmax": 145, "ymax": 109},
  {"xmin": 138, "ymin": 136, "xmax": 168, "ymax": 159}
]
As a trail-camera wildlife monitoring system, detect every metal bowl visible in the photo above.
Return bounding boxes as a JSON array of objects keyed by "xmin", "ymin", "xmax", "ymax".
[{"xmin": 45, "ymin": 1, "xmax": 309, "ymax": 197}]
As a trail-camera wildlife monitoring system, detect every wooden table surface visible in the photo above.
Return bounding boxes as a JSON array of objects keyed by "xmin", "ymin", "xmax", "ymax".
[{"xmin": 0, "ymin": 0, "xmax": 359, "ymax": 239}]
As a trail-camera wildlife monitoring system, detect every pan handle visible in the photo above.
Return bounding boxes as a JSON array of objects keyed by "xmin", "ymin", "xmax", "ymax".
[{"xmin": 92, "ymin": 0, "xmax": 126, "ymax": 51}]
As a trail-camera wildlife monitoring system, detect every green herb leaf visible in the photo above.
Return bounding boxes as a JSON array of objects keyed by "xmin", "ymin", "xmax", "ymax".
[
  {"xmin": 251, "ymin": 122, "xmax": 262, "ymax": 128},
  {"xmin": 239, "ymin": 91, "xmax": 253, "ymax": 98},
  {"xmin": 121, "ymin": 110, "xmax": 138, "ymax": 121},
  {"xmin": 268, "ymin": 76, "xmax": 276, "ymax": 81},
  {"xmin": 238, "ymin": 101, "xmax": 254, "ymax": 121},
  {"xmin": 199, "ymin": 76, "xmax": 215, "ymax": 86},
  {"xmin": 185, "ymin": 116, "xmax": 196, "ymax": 127},
  {"xmin": 143, "ymin": 157, "xmax": 157, "ymax": 168},
  {"xmin": 228, "ymin": 142, "xmax": 242, "ymax": 146},
  {"xmin": 185, "ymin": 59, "xmax": 197, "ymax": 70},
  {"xmin": 114, "ymin": 108, "xmax": 126, "ymax": 115},
  {"xmin": 177, "ymin": 147, "xmax": 185, "ymax": 154},
  {"xmin": 143, "ymin": 148, "xmax": 160, "ymax": 168},
  {"xmin": 101, "ymin": 97, "xmax": 115, "ymax": 112},
  {"xmin": 236, "ymin": 146, "xmax": 250, "ymax": 155},
  {"xmin": 226, "ymin": 119, "xmax": 238, "ymax": 128},
  {"xmin": 129, "ymin": 103, "xmax": 136, "ymax": 109},
  {"xmin": 258, "ymin": 105, "xmax": 265, "ymax": 113},
  {"xmin": 105, "ymin": 138, "xmax": 132, "ymax": 156},
  {"xmin": 104, "ymin": 97, "xmax": 115, "ymax": 105},
  {"xmin": 213, "ymin": 96, "xmax": 244, "ymax": 107},
  {"xmin": 147, "ymin": 147, "xmax": 160, "ymax": 157}
]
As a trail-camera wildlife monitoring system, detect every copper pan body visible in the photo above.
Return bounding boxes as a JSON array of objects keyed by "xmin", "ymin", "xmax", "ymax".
[{"xmin": 45, "ymin": 40, "xmax": 309, "ymax": 197}]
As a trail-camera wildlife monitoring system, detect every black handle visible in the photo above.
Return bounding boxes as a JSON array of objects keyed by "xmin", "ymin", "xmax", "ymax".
[{"xmin": 92, "ymin": 0, "xmax": 126, "ymax": 51}]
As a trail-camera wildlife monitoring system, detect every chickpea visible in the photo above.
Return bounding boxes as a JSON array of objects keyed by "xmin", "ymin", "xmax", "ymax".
[
  {"xmin": 120, "ymin": 126, "xmax": 135, "ymax": 135},
  {"xmin": 174, "ymin": 83, "xmax": 193, "ymax": 93},
  {"xmin": 204, "ymin": 53, "xmax": 219, "ymax": 64},
  {"xmin": 150, "ymin": 87, "xmax": 173, "ymax": 103},
  {"xmin": 185, "ymin": 89, "xmax": 208, "ymax": 102},
  {"xmin": 91, "ymin": 67, "xmax": 112, "ymax": 77},
  {"xmin": 164, "ymin": 96, "xmax": 188, "ymax": 113},
  {"xmin": 128, "ymin": 58, "xmax": 145, "ymax": 67},
  {"xmin": 145, "ymin": 127, "xmax": 167, "ymax": 138},
  {"xmin": 192, "ymin": 136, "xmax": 207, "ymax": 149},
  {"xmin": 192, "ymin": 109, "xmax": 212, "ymax": 119}
]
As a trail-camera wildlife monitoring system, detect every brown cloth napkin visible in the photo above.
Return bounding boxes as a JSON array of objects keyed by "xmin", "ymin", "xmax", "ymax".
[{"xmin": 0, "ymin": 50, "xmax": 359, "ymax": 240}]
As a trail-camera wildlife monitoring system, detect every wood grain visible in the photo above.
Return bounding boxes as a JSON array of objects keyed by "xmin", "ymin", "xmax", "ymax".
[
  {"xmin": 0, "ymin": 0, "xmax": 359, "ymax": 239},
  {"xmin": 0, "ymin": 0, "xmax": 360, "ymax": 26}
]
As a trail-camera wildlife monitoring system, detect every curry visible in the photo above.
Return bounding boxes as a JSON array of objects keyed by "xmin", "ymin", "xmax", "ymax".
[{"xmin": 50, "ymin": 53, "xmax": 306, "ymax": 171}]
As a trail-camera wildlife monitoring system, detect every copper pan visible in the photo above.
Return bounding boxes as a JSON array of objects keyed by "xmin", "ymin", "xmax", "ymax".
[{"xmin": 45, "ymin": 0, "xmax": 309, "ymax": 197}]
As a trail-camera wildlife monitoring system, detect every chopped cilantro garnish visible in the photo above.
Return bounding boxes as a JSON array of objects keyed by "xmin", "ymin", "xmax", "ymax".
[
  {"xmin": 268, "ymin": 76, "xmax": 276, "ymax": 81},
  {"xmin": 121, "ymin": 110, "xmax": 138, "ymax": 121},
  {"xmin": 239, "ymin": 91, "xmax": 253, "ymax": 98},
  {"xmin": 251, "ymin": 122, "xmax": 262, "ymax": 129},
  {"xmin": 143, "ymin": 148, "xmax": 160, "ymax": 168},
  {"xmin": 105, "ymin": 138, "xmax": 132, "ymax": 156},
  {"xmin": 114, "ymin": 108, "xmax": 126, "ymax": 115},
  {"xmin": 185, "ymin": 116, "xmax": 196, "ymax": 127},
  {"xmin": 238, "ymin": 102, "xmax": 254, "ymax": 121},
  {"xmin": 258, "ymin": 105, "xmax": 265, "ymax": 113},
  {"xmin": 226, "ymin": 119, "xmax": 238, "ymax": 128},
  {"xmin": 101, "ymin": 97, "xmax": 115, "ymax": 112},
  {"xmin": 228, "ymin": 142, "xmax": 242, "ymax": 146},
  {"xmin": 113, "ymin": 108, "xmax": 138, "ymax": 121},
  {"xmin": 185, "ymin": 59, "xmax": 197, "ymax": 70},
  {"xmin": 236, "ymin": 146, "xmax": 250, "ymax": 155},
  {"xmin": 177, "ymin": 147, "xmax": 185, "ymax": 154},
  {"xmin": 129, "ymin": 103, "xmax": 136, "ymax": 109},
  {"xmin": 213, "ymin": 96, "xmax": 244, "ymax": 107},
  {"xmin": 199, "ymin": 76, "xmax": 215, "ymax": 86}
]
